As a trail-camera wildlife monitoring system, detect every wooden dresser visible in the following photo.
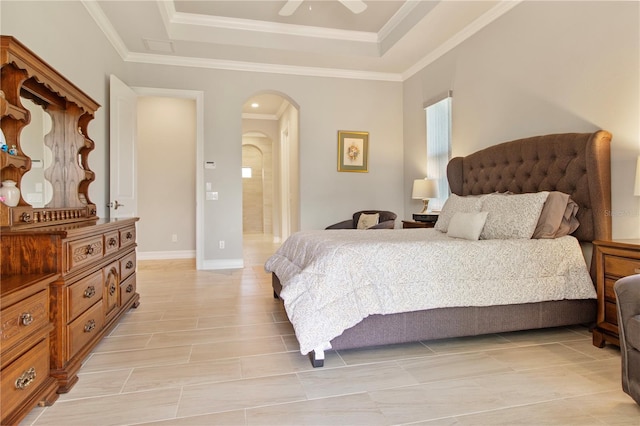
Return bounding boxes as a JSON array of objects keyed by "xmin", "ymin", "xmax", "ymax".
[
  {"xmin": 1, "ymin": 218, "xmax": 140, "ymax": 392},
  {"xmin": 592, "ymin": 239, "xmax": 640, "ymax": 347},
  {"xmin": 1, "ymin": 36, "xmax": 141, "ymax": 420},
  {"xmin": 1, "ymin": 274, "xmax": 59, "ymax": 425}
]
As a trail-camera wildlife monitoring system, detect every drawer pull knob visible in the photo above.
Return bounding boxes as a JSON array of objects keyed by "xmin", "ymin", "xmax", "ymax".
[
  {"xmin": 21, "ymin": 212, "xmax": 32, "ymax": 223},
  {"xmin": 109, "ymin": 282, "xmax": 117, "ymax": 296},
  {"xmin": 108, "ymin": 237, "xmax": 117, "ymax": 247},
  {"xmin": 125, "ymin": 231, "xmax": 133, "ymax": 240},
  {"xmin": 84, "ymin": 286, "xmax": 96, "ymax": 298},
  {"xmin": 15, "ymin": 367, "xmax": 36, "ymax": 390},
  {"xmin": 85, "ymin": 245, "xmax": 94, "ymax": 255},
  {"xmin": 126, "ymin": 261, "xmax": 134, "ymax": 269},
  {"xmin": 126, "ymin": 284, "xmax": 134, "ymax": 293},
  {"xmin": 20, "ymin": 312, "xmax": 34, "ymax": 326},
  {"xmin": 84, "ymin": 319, "xmax": 96, "ymax": 333}
]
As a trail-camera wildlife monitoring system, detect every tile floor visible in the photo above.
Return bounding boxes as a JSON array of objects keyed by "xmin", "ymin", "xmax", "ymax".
[{"xmin": 21, "ymin": 234, "xmax": 640, "ymax": 425}]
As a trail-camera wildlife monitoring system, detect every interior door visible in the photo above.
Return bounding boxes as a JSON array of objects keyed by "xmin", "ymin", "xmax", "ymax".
[{"xmin": 109, "ymin": 74, "xmax": 137, "ymax": 219}]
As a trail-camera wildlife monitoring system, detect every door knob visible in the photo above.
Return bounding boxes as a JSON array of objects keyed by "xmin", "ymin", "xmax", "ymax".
[{"xmin": 107, "ymin": 200, "xmax": 124, "ymax": 210}]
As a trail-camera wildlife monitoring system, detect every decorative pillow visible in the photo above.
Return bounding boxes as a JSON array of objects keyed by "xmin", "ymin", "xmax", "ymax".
[
  {"xmin": 357, "ymin": 213, "xmax": 379, "ymax": 229},
  {"xmin": 447, "ymin": 211, "xmax": 488, "ymax": 241},
  {"xmin": 532, "ymin": 191, "xmax": 580, "ymax": 239},
  {"xmin": 434, "ymin": 194, "xmax": 485, "ymax": 233},
  {"xmin": 480, "ymin": 192, "xmax": 549, "ymax": 239}
]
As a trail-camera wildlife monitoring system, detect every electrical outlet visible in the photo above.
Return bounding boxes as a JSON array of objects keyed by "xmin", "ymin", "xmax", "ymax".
[
  {"xmin": 219, "ymin": 240, "xmax": 225, "ymax": 249},
  {"xmin": 171, "ymin": 234, "xmax": 178, "ymax": 243}
]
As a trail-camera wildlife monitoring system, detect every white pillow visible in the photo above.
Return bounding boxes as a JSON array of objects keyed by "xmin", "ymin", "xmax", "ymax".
[
  {"xmin": 480, "ymin": 192, "xmax": 549, "ymax": 239},
  {"xmin": 447, "ymin": 211, "xmax": 488, "ymax": 240},
  {"xmin": 434, "ymin": 194, "xmax": 485, "ymax": 233},
  {"xmin": 357, "ymin": 213, "xmax": 379, "ymax": 229}
]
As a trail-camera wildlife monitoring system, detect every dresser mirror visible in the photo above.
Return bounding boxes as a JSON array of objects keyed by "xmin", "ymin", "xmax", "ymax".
[
  {"xmin": 0, "ymin": 36, "xmax": 100, "ymax": 228},
  {"xmin": 20, "ymin": 96, "xmax": 53, "ymax": 208}
]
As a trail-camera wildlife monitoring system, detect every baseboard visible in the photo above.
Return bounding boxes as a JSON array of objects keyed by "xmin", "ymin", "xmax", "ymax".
[
  {"xmin": 137, "ymin": 250, "xmax": 195, "ymax": 260},
  {"xmin": 201, "ymin": 258, "xmax": 244, "ymax": 270}
]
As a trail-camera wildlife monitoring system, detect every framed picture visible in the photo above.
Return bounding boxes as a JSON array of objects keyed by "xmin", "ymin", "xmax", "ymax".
[{"xmin": 337, "ymin": 130, "xmax": 368, "ymax": 172}]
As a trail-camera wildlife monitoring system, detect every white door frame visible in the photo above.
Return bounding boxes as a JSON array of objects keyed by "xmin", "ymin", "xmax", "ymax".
[
  {"xmin": 280, "ymin": 126, "xmax": 291, "ymax": 241},
  {"xmin": 133, "ymin": 87, "xmax": 205, "ymax": 269}
]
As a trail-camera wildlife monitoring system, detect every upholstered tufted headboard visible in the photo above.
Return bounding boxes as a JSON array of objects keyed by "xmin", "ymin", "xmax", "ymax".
[{"xmin": 447, "ymin": 131, "xmax": 612, "ymax": 243}]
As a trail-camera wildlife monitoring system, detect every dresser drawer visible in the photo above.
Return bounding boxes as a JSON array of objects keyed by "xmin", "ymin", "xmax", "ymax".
[
  {"xmin": 68, "ymin": 301, "xmax": 104, "ymax": 357},
  {"xmin": 603, "ymin": 254, "xmax": 640, "ymax": 278},
  {"xmin": 120, "ymin": 251, "xmax": 136, "ymax": 281},
  {"xmin": 1, "ymin": 337, "xmax": 50, "ymax": 414},
  {"xmin": 0, "ymin": 290, "xmax": 48, "ymax": 351},
  {"xmin": 67, "ymin": 235, "xmax": 104, "ymax": 272},
  {"xmin": 120, "ymin": 275, "xmax": 136, "ymax": 307},
  {"xmin": 68, "ymin": 271, "xmax": 103, "ymax": 321},
  {"xmin": 119, "ymin": 226, "xmax": 136, "ymax": 248},
  {"xmin": 104, "ymin": 231, "xmax": 120, "ymax": 256}
]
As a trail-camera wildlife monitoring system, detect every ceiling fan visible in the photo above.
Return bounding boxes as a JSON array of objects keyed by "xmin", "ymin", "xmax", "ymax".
[{"xmin": 279, "ymin": 0, "xmax": 368, "ymax": 17}]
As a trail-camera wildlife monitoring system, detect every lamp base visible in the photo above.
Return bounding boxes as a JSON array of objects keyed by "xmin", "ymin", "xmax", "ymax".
[{"xmin": 419, "ymin": 199, "xmax": 430, "ymax": 214}]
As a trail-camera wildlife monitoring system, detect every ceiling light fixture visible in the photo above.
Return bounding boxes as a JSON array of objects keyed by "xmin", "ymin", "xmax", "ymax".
[{"xmin": 251, "ymin": 103, "xmax": 259, "ymax": 108}]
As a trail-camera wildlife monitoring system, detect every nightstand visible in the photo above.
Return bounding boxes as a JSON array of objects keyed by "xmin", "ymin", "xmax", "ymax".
[
  {"xmin": 402, "ymin": 220, "xmax": 434, "ymax": 229},
  {"xmin": 592, "ymin": 239, "xmax": 640, "ymax": 348},
  {"xmin": 413, "ymin": 213, "xmax": 439, "ymax": 223}
]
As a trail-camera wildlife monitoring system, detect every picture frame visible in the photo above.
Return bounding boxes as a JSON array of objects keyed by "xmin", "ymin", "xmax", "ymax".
[{"xmin": 337, "ymin": 130, "xmax": 369, "ymax": 172}]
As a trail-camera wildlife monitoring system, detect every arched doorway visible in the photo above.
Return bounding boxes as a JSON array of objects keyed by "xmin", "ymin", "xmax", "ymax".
[{"xmin": 242, "ymin": 92, "xmax": 300, "ymax": 242}]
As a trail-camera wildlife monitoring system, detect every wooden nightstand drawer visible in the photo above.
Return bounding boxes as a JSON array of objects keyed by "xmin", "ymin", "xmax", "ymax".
[
  {"xmin": 0, "ymin": 290, "xmax": 49, "ymax": 351},
  {"xmin": 604, "ymin": 277, "xmax": 617, "ymax": 302},
  {"xmin": 68, "ymin": 271, "xmax": 103, "ymax": 321},
  {"xmin": 1, "ymin": 337, "xmax": 50, "ymax": 414},
  {"xmin": 603, "ymin": 255, "xmax": 640, "ymax": 277},
  {"xmin": 604, "ymin": 301, "xmax": 618, "ymax": 326}
]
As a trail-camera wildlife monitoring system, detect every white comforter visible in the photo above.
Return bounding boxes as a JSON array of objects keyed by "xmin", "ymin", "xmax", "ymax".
[{"xmin": 264, "ymin": 229, "xmax": 596, "ymax": 355}]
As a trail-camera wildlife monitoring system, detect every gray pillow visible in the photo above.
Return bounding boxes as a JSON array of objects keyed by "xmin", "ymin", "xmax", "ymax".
[{"xmin": 480, "ymin": 192, "xmax": 549, "ymax": 239}]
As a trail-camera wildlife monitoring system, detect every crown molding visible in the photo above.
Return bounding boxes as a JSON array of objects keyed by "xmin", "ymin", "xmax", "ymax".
[
  {"xmin": 83, "ymin": 0, "xmax": 520, "ymax": 83},
  {"xmin": 126, "ymin": 52, "xmax": 403, "ymax": 82},
  {"xmin": 81, "ymin": 0, "xmax": 129, "ymax": 60},
  {"xmin": 402, "ymin": 0, "xmax": 522, "ymax": 80}
]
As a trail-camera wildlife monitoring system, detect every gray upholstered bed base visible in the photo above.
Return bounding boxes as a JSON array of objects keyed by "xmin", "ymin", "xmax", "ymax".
[{"xmin": 272, "ymin": 274, "xmax": 596, "ymax": 353}]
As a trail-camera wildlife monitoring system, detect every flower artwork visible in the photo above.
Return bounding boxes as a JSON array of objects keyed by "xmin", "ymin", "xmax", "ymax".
[
  {"xmin": 338, "ymin": 131, "xmax": 368, "ymax": 172},
  {"xmin": 347, "ymin": 140, "xmax": 361, "ymax": 162}
]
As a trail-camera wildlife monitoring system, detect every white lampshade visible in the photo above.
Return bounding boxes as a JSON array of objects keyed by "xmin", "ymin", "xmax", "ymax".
[
  {"xmin": 412, "ymin": 178, "xmax": 438, "ymax": 200},
  {"xmin": 635, "ymin": 156, "xmax": 640, "ymax": 196}
]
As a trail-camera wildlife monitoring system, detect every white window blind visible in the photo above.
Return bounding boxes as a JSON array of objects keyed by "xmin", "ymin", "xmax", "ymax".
[{"xmin": 425, "ymin": 94, "xmax": 452, "ymax": 210}]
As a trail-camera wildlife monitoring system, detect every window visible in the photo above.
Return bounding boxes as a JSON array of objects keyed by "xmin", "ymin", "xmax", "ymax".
[
  {"xmin": 242, "ymin": 167, "xmax": 252, "ymax": 178},
  {"xmin": 424, "ymin": 93, "xmax": 452, "ymax": 210}
]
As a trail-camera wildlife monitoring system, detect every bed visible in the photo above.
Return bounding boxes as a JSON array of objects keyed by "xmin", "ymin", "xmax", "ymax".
[{"xmin": 266, "ymin": 130, "xmax": 612, "ymax": 367}]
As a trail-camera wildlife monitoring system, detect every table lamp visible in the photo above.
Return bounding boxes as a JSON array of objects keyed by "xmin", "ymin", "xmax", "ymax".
[{"xmin": 412, "ymin": 178, "xmax": 438, "ymax": 213}]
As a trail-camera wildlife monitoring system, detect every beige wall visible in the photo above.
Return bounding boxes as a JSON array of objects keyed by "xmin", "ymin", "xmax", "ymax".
[
  {"xmin": 137, "ymin": 96, "xmax": 196, "ymax": 256},
  {"xmin": 403, "ymin": 1, "xmax": 640, "ymax": 239}
]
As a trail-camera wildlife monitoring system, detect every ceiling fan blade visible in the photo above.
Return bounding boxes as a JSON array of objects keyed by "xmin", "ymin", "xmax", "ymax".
[
  {"xmin": 338, "ymin": 0, "xmax": 367, "ymax": 14},
  {"xmin": 279, "ymin": 0, "xmax": 304, "ymax": 16}
]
